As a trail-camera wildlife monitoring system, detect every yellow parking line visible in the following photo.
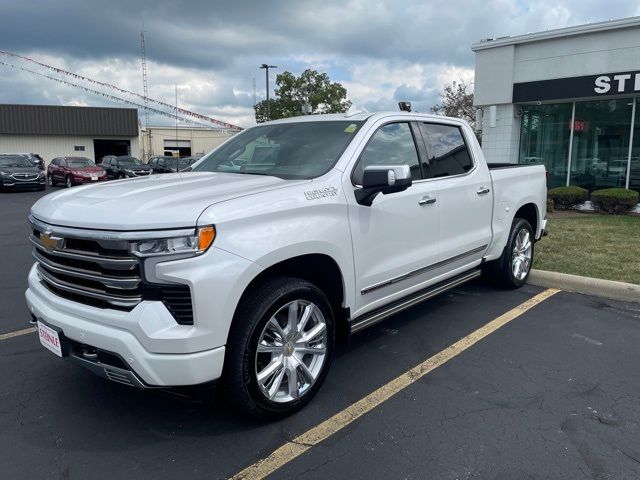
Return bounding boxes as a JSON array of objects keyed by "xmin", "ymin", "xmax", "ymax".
[
  {"xmin": 231, "ymin": 288, "xmax": 560, "ymax": 480},
  {"xmin": 0, "ymin": 326, "xmax": 36, "ymax": 341}
]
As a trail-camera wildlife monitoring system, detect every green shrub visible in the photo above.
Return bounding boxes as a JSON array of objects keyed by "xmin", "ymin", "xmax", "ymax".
[
  {"xmin": 591, "ymin": 188, "xmax": 639, "ymax": 214},
  {"xmin": 548, "ymin": 186, "xmax": 589, "ymax": 209},
  {"xmin": 546, "ymin": 198, "xmax": 554, "ymax": 214}
]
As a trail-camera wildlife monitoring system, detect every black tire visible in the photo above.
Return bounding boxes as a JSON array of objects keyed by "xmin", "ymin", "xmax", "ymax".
[
  {"xmin": 65, "ymin": 176, "xmax": 73, "ymax": 188},
  {"xmin": 224, "ymin": 276, "xmax": 335, "ymax": 419},
  {"xmin": 48, "ymin": 175, "xmax": 56, "ymax": 187},
  {"xmin": 117, "ymin": 172, "xmax": 125, "ymax": 179},
  {"xmin": 485, "ymin": 217, "xmax": 534, "ymax": 289}
]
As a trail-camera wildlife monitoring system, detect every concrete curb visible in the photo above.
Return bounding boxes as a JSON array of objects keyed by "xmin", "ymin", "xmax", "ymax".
[{"xmin": 528, "ymin": 269, "xmax": 640, "ymax": 303}]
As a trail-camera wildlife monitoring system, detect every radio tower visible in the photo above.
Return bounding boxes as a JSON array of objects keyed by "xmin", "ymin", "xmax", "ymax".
[{"xmin": 140, "ymin": 31, "xmax": 151, "ymax": 160}]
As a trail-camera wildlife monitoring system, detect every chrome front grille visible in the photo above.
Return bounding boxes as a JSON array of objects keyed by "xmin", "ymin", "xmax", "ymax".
[
  {"xmin": 13, "ymin": 173, "xmax": 39, "ymax": 180},
  {"xmin": 31, "ymin": 230, "xmax": 143, "ymax": 309},
  {"xmin": 30, "ymin": 219, "xmax": 194, "ymax": 325}
]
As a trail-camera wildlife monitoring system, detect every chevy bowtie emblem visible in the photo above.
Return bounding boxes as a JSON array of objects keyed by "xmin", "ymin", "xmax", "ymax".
[{"xmin": 40, "ymin": 232, "xmax": 64, "ymax": 251}]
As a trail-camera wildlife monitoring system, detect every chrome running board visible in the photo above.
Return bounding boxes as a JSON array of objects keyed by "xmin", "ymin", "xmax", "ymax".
[{"xmin": 349, "ymin": 269, "xmax": 482, "ymax": 334}]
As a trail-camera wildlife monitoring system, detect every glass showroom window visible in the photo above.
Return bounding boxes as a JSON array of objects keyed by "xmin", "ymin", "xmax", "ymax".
[
  {"xmin": 630, "ymin": 98, "xmax": 640, "ymax": 193},
  {"xmin": 519, "ymin": 103, "xmax": 572, "ymax": 189},
  {"xmin": 569, "ymin": 99, "xmax": 633, "ymax": 191}
]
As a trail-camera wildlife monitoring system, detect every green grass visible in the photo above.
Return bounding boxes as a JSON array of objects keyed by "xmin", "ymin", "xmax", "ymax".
[{"xmin": 533, "ymin": 213, "xmax": 640, "ymax": 285}]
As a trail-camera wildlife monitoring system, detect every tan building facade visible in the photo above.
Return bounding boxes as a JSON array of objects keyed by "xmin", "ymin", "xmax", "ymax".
[{"xmin": 140, "ymin": 126, "xmax": 235, "ymax": 161}]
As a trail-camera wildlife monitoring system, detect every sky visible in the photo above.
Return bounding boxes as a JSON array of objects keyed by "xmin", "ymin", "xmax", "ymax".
[{"xmin": 0, "ymin": 0, "xmax": 638, "ymax": 129}]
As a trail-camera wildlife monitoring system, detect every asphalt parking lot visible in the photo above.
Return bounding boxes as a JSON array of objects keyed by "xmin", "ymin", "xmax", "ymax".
[{"xmin": 2, "ymin": 188, "xmax": 640, "ymax": 479}]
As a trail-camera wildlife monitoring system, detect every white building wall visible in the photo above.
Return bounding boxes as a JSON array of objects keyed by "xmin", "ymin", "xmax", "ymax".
[
  {"xmin": 0, "ymin": 134, "xmax": 139, "ymax": 167},
  {"xmin": 141, "ymin": 127, "xmax": 234, "ymax": 160},
  {"xmin": 479, "ymin": 104, "xmax": 521, "ymax": 164},
  {"xmin": 514, "ymin": 27, "xmax": 640, "ymax": 83}
]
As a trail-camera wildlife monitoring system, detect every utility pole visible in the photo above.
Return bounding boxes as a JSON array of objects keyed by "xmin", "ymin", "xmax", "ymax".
[
  {"xmin": 259, "ymin": 64, "xmax": 277, "ymax": 120},
  {"xmin": 140, "ymin": 31, "xmax": 151, "ymax": 161}
]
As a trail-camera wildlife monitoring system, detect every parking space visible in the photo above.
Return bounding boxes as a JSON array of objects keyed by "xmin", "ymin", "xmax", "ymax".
[{"xmin": 1, "ymin": 191, "xmax": 639, "ymax": 479}]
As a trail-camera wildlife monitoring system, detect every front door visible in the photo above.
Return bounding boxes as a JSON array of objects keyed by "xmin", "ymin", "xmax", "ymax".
[{"xmin": 346, "ymin": 121, "xmax": 441, "ymax": 317}]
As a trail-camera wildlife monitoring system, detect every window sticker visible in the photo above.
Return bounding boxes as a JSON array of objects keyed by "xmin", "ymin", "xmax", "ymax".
[{"xmin": 344, "ymin": 124, "xmax": 358, "ymax": 133}]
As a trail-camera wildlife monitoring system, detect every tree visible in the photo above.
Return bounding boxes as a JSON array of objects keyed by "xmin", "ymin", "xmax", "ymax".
[
  {"xmin": 254, "ymin": 69, "xmax": 351, "ymax": 123},
  {"xmin": 431, "ymin": 80, "xmax": 480, "ymax": 140}
]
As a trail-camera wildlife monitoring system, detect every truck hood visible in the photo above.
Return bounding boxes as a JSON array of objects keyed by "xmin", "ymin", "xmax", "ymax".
[{"xmin": 31, "ymin": 172, "xmax": 307, "ymax": 230}]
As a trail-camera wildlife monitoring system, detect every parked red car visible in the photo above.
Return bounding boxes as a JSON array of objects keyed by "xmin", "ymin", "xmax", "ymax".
[{"xmin": 47, "ymin": 157, "xmax": 108, "ymax": 188}]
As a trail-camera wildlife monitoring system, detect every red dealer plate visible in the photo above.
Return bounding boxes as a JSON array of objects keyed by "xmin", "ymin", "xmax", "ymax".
[{"xmin": 37, "ymin": 321, "xmax": 63, "ymax": 357}]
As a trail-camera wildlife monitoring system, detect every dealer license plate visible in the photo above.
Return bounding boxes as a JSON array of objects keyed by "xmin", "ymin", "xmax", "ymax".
[{"xmin": 37, "ymin": 321, "xmax": 63, "ymax": 357}]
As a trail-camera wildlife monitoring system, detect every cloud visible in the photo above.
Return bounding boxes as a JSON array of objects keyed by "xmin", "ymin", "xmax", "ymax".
[{"xmin": 0, "ymin": 0, "xmax": 637, "ymax": 127}]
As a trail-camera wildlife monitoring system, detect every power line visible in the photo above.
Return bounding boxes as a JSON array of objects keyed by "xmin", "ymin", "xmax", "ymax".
[
  {"xmin": 0, "ymin": 49, "xmax": 242, "ymax": 131},
  {"xmin": 0, "ymin": 60, "xmax": 214, "ymax": 127}
]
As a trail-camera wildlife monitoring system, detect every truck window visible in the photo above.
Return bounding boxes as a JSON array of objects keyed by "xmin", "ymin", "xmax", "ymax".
[
  {"xmin": 419, "ymin": 123, "xmax": 473, "ymax": 178},
  {"xmin": 193, "ymin": 121, "xmax": 363, "ymax": 180},
  {"xmin": 352, "ymin": 122, "xmax": 421, "ymax": 185}
]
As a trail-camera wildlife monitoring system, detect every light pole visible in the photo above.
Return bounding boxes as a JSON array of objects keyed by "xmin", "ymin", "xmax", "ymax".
[{"xmin": 260, "ymin": 63, "xmax": 277, "ymax": 120}]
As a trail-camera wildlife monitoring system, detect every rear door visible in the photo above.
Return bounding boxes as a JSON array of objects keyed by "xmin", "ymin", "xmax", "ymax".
[{"xmin": 417, "ymin": 121, "xmax": 492, "ymax": 267}]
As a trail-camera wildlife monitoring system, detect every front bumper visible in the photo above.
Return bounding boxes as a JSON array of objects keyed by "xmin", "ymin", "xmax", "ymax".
[
  {"xmin": 26, "ymin": 264, "xmax": 225, "ymax": 386},
  {"xmin": 25, "ymin": 244, "xmax": 262, "ymax": 387},
  {"xmin": 2, "ymin": 177, "xmax": 46, "ymax": 189},
  {"xmin": 72, "ymin": 176, "xmax": 108, "ymax": 185}
]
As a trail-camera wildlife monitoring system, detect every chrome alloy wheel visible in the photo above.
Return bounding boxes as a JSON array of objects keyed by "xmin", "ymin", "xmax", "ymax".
[
  {"xmin": 511, "ymin": 228, "xmax": 532, "ymax": 281},
  {"xmin": 255, "ymin": 300, "xmax": 327, "ymax": 403}
]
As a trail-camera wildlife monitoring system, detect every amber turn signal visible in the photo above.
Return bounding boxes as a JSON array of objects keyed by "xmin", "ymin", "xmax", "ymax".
[{"xmin": 198, "ymin": 225, "xmax": 216, "ymax": 252}]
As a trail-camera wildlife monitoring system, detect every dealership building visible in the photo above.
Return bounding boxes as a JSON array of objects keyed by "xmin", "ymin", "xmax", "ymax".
[
  {"xmin": 473, "ymin": 16, "xmax": 640, "ymax": 193},
  {"xmin": 0, "ymin": 104, "xmax": 140, "ymax": 166}
]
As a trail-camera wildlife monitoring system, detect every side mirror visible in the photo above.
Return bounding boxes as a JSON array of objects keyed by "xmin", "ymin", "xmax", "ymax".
[{"xmin": 355, "ymin": 165, "xmax": 412, "ymax": 206}]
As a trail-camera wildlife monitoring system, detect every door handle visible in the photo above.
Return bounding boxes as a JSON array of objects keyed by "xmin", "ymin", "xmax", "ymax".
[
  {"xmin": 477, "ymin": 187, "xmax": 491, "ymax": 195},
  {"xmin": 418, "ymin": 195, "xmax": 437, "ymax": 206}
]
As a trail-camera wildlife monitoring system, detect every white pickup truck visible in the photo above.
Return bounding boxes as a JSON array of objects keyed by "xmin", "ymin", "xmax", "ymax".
[{"xmin": 26, "ymin": 112, "xmax": 547, "ymax": 417}]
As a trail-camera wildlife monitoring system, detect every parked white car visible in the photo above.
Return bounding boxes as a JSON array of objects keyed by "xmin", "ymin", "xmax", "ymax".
[{"xmin": 26, "ymin": 112, "xmax": 547, "ymax": 417}]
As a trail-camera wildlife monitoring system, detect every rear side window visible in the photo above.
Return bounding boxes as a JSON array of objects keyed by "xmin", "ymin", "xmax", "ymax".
[
  {"xmin": 419, "ymin": 123, "xmax": 473, "ymax": 178},
  {"xmin": 51, "ymin": 158, "xmax": 59, "ymax": 166},
  {"xmin": 353, "ymin": 122, "xmax": 421, "ymax": 185}
]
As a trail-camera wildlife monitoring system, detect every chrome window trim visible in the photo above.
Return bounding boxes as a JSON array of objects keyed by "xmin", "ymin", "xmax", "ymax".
[
  {"xmin": 29, "ymin": 215, "xmax": 196, "ymax": 241},
  {"xmin": 361, "ymin": 244, "xmax": 488, "ymax": 295}
]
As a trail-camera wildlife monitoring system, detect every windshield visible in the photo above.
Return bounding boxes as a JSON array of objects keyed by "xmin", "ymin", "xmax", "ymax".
[
  {"xmin": 67, "ymin": 158, "xmax": 95, "ymax": 168},
  {"xmin": 118, "ymin": 157, "xmax": 142, "ymax": 165},
  {"xmin": 193, "ymin": 120, "xmax": 363, "ymax": 179},
  {"xmin": 0, "ymin": 156, "xmax": 32, "ymax": 168}
]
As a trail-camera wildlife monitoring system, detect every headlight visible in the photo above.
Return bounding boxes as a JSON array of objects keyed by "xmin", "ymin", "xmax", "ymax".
[
  {"xmin": 38, "ymin": 172, "xmax": 46, "ymax": 178},
  {"xmin": 1, "ymin": 172, "xmax": 10, "ymax": 177},
  {"xmin": 124, "ymin": 168, "xmax": 134, "ymax": 174},
  {"xmin": 130, "ymin": 225, "xmax": 216, "ymax": 258}
]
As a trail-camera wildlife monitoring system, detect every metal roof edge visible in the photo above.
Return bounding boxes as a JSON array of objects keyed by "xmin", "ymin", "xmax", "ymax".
[{"xmin": 471, "ymin": 16, "xmax": 640, "ymax": 51}]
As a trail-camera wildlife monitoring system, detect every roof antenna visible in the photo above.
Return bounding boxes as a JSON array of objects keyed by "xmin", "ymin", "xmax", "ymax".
[{"xmin": 398, "ymin": 101, "xmax": 412, "ymax": 112}]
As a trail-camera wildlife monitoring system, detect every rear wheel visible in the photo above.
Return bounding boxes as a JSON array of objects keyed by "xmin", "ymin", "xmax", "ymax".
[
  {"xmin": 486, "ymin": 217, "xmax": 534, "ymax": 289},
  {"xmin": 224, "ymin": 277, "xmax": 335, "ymax": 419}
]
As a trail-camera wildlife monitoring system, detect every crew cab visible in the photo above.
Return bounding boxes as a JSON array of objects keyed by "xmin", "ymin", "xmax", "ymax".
[{"xmin": 25, "ymin": 112, "xmax": 547, "ymax": 418}]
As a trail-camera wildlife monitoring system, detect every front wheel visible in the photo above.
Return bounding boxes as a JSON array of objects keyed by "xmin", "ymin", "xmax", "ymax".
[
  {"xmin": 48, "ymin": 175, "xmax": 56, "ymax": 187},
  {"xmin": 65, "ymin": 176, "xmax": 73, "ymax": 188},
  {"xmin": 224, "ymin": 277, "xmax": 335, "ymax": 419}
]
